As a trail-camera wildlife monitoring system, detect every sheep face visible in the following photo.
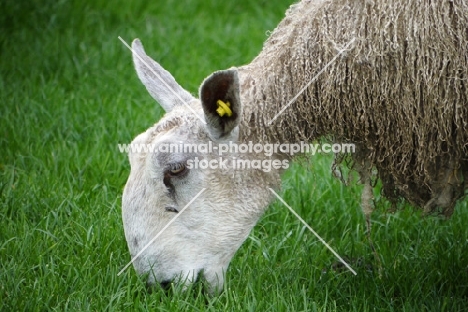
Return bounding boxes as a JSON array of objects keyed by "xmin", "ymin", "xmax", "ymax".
[{"xmin": 122, "ymin": 39, "xmax": 272, "ymax": 294}]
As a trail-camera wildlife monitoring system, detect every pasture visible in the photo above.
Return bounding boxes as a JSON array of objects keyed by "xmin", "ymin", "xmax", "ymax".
[{"xmin": 1, "ymin": 0, "xmax": 467, "ymax": 310}]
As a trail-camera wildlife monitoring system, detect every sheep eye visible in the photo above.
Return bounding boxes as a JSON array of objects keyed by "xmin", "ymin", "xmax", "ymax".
[
  {"xmin": 165, "ymin": 206, "xmax": 179, "ymax": 213},
  {"xmin": 169, "ymin": 163, "xmax": 186, "ymax": 176}
]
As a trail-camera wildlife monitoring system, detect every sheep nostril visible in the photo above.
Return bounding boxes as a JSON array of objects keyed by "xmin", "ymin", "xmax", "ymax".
[{"xmin": 160, "ymin": 280, "xmax": 171, "ymax": 290}]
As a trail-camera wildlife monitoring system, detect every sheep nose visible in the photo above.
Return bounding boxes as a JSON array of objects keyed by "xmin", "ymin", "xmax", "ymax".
[{"xmin": 160, "ymin": 280, "xmax": 171, "ymax": 290}]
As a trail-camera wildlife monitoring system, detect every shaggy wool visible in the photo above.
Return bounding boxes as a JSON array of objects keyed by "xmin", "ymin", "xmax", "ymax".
[{"xmin": 238, "ymin": 0, "xmax": 468, "ymax": 216}]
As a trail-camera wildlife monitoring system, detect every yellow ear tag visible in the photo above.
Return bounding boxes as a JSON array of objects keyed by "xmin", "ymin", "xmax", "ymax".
[{"xmin": 216, "ymin": 100, "xmax": 232, "ymax": 117}]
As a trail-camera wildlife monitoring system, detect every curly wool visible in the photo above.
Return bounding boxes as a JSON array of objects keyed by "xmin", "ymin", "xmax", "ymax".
[{"xmin": 238, "ymin": 0, "xmax": 468, "ymax": 216}]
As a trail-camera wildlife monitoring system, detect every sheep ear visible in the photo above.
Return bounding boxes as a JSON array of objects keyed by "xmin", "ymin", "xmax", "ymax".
[
  {"xmin": 199, "ymin": 69, "xmax": 241, "ymax": 140},
  {"xmin": 132, "ymin": 39, "xmax": 195, "ymax": 112}
]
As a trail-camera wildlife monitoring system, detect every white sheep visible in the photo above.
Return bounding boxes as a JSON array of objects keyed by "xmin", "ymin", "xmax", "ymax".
[{"xmin": 122, "ymin": 0, "xmax": 468, "ymax": 294}]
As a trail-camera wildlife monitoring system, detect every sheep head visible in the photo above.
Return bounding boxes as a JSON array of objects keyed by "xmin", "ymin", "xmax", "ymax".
[{"xmin": 122, "ymin": 39, "xmax": 274, "ymax": 294}]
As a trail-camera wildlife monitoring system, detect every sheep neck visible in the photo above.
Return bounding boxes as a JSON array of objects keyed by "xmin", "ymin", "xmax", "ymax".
[{"xmin": 237, "ymin": 63, "xmax": 320, "ymax": 146}]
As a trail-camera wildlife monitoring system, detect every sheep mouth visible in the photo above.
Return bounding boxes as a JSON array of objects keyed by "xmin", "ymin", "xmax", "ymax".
[
  {"xmin": 159, "ymin": 280, "xmax": 172, "ymax": 290},
  {"xmin": 146, "ymin": 270, "xmax": 204, "ymax": 293}
]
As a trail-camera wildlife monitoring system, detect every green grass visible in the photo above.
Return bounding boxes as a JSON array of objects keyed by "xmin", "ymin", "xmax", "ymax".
[{"xmin": 1, "ymin": 0, "xmax": 468, "ymax": 311}]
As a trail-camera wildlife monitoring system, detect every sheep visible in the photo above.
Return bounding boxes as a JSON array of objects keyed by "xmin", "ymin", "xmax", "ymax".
[{"xmin": 122, "ymin": 0, "xmax": 468, "ymax": 294}]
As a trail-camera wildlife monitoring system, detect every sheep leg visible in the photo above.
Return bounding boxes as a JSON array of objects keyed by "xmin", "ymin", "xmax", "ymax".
[
  {"xmin": 361, "ymin": 180, "xmax": 373, "ymax": 234},
  {"xmin": 361, "ymin": 180, "xmax": 383, "ymax": 276},
  {"xmin": 423, "ymin": 160, "xmax": 461, "ymax": 217},
  {"xmin": 357, "ymin": 159, "xmax": 374, "ymax": 234},
  {"xmin": 359, "ymin": 165, "xmax": 383, "ymax": 276}
]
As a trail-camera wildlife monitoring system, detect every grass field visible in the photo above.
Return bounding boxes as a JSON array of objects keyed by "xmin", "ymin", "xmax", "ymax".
[{"xmin": 1, "ymin": 0, "xmax": 468, "ymax": 311}]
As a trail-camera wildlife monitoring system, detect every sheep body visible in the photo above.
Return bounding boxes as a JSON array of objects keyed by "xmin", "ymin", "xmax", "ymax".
[{"xmin": 238, "ymin": 0, "xmax": 468, "ymax": 215}]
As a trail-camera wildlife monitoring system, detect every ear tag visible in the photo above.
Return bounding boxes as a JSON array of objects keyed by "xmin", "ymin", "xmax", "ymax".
[{"xmin": 216, "ymin": 100, "xmax": 232, "ymax": 117}]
